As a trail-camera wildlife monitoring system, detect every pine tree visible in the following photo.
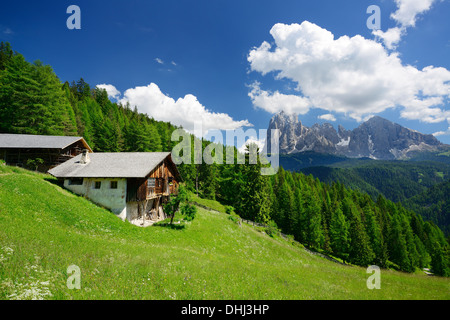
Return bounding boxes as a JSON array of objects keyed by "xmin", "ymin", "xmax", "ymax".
[
  {"xmin": 0, "ymin": 54, "xmax": 77, "ymax": 135},
  {"xmin": 347, "ymin": 204, "xmax": 375, "ymax": 266},
  {"xmin": 239, "ymin": 143, "xmax": 271, "ymax": 223},
  {"xmin": 146, "ymin": 122, "xmax": 162, "ymax": 151},
  {"xmin": 0, "ymin": 42, "xmax": 13, "ymax": 70},
  {"xmin": 402, "ymin": 215, "xmax": 420, "ymax": 272},
  {"xmin": 329, "ymin": 204, "xmax": 349, "ymax": 262},
  {"xmin": 303, "ymin": 189, "xmax": 324, "ymax": 250},
  {"xmin": 198, "ymin": 162, "xmax": 218, "ymax": 200},
  {"xmin": 388, "ymin": 214, "xmax": 411, "ymax": 271},
  {"xmin": 363, "ymin": 206, "xmax": 383, "ymax": 265}
]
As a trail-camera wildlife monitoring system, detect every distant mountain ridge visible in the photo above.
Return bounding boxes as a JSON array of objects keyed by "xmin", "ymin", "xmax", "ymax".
[{"xmin": 266, "ymin": 111, "xmax": 447, "ymax": 160}]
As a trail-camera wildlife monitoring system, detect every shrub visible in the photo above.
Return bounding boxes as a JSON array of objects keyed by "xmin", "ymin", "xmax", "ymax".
[
  {"xmin": 228, "ymin": 214, "xmax": 240, "ymax": 224},
  {"xmin": 385, "ymin": 260, "xmax": 401, "ymax": 271},
  {"xmin": 225, "ymin": 205, "xmax": 235, "ymax": 215},
  {"xmin": 181, "ymin": 203, "xmax": 197, "ymax": 221},
  {"xmin": 265, "ymin": 220, "xmax": 280, "ymax": 238}
]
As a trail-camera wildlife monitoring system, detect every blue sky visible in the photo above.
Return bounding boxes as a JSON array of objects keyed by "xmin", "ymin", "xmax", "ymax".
[{"xmin": 1, "ymin": 0, "xmax": 449, "ymax": 144}]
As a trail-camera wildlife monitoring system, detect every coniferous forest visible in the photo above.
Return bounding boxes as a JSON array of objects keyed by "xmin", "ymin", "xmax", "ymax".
[{"xmin": 1, "ymin": 42, "xmax": 449, "ymax": 276}]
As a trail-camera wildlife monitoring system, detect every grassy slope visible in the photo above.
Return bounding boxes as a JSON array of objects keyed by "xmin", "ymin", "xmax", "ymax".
[{"xmin": 0, "ymin": 166, "xmax": 449, "ymax": 300}]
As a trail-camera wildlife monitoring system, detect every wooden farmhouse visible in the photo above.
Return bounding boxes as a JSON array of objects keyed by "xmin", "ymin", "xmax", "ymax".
[
  {"xmin": 0, "ymin": 133, "xmax": 92, "ymax": 172},
  {"xmin": 48, "ymin": 151, "xmax": 181, "ymax": 225}
]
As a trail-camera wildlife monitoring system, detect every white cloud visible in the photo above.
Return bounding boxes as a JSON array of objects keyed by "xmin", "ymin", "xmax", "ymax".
[
  {"xmin": 248, "ymin": 21, "xmax": 450, "ymax": 123},
  {"xmin": 373, "ymin": 0, "xmax": 437, "ymax": 49},
  {"xmin": 155, "ymin": 58, "xmax": 164, "ymax": 64},
  {"xmin": 248, "ymin": 81, "xmax": 310, "ymax": 115},
  {"xmin": 238, "ymin": 136, "xmax": 265, "ymax": 154},
  {"xmin": 171, "ymin": 61, "xmax": 177, "ymax": 66},
  {"xmin": 96, "ymin": 84, "xmax": 121, "ymax": 100},
  {"xmin": 391, "ymin": 0, "xmax": 436, "ymax": 27},
  {"xmin": 433, "ymin": 119, "xmax": 450, "ymax": 136},
  {"xmin": 372, "ymin": 27, "xmax": 403, "ymax": 50},
  {"xmin": 318, "ymin": 114, "xmax": 336, "ymax": 122},
  {"xmin": 433, "ymin": 129, "xmax": 448, "ymax": 137},
  {"xmin": 119, "ymin": 83, "xmax": 252, "ymax": 135}
]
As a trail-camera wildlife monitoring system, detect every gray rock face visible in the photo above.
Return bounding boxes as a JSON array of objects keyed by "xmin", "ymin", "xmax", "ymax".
[{"xmin": 266, "ymin": 112, "xmax": 444, "ymax": 160}]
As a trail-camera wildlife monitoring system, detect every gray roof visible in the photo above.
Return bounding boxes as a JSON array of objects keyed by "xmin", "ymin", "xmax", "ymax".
[
  {"xmin": 48, "ymin": 152, "xmax": 173, "ymax": 178},
  {"xmin": 0, "ymin": 134, "xmax": 90, "ymax": 150}
]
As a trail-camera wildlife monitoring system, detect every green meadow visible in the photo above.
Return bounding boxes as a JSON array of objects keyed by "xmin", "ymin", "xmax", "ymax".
[{"xmin": 0, "ymin": 165, "xmax": 449, "ymax": 300}]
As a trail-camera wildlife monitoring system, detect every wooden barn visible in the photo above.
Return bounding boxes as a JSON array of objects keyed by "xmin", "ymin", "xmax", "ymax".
[
  {"xmin": 48, "ymin": 151, "xmax": 181, "ymax": 226},
  {"xmin": 0, "ymin": 133, "xmax": 92, "ymax": 172}
]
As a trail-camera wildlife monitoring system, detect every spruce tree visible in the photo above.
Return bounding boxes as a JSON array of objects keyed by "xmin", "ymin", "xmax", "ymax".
[
  {"xmin": 348, "ymin": 204, "xmax": 375, "ymax": 266},
  {"xmin": 329, "ymin": 204, "xmax": 349, "ymax": 262},
  {"xmin": 389, "ymin": 214, "xmax": 411, "ymax": 271}
]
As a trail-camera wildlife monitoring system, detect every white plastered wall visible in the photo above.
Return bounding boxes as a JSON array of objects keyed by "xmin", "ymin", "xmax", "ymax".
[{"xmin": 64, "ymin": 177, "xmax": 127, "ymax": 220}]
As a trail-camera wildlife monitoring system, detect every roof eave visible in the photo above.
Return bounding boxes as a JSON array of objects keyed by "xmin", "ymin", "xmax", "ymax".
[{"xmin": 61, "ymin": 137, "xmax": 93, "ymax": 153}]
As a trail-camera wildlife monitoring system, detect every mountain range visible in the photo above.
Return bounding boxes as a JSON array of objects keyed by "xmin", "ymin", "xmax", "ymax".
[{"xmin": 265, "ymin": 111, "xmax": 448, "ymax": 160}]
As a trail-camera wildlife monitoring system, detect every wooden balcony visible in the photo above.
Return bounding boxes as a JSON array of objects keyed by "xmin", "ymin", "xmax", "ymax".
[{"xmin": 146, "ymin": 184, "xmax": 178, "ymax": 199}]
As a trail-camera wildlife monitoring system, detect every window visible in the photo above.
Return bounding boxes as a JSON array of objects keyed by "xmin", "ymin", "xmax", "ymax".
[
  {"xmin": 110, "ymin": 181, "xmax": 118, "ymax": 189},
  {"xmin": 147, "ymin": 178, "xmax": 156, "ymax": 188},
  {"xmin": 68, "ymin": 178, "xmax": 83, "ymax": 185},
  {"xmin": 94, "ymin": 181, "xmax": 101, "ymax": 189}
]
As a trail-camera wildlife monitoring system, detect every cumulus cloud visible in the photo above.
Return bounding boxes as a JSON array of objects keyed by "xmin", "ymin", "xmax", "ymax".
[
  {"xmin": 238, "ymin": 136, "xmax": 266, "ymax": 154},
  {"xmin": 119, "ymin": 83, "xmax": 252, "ymax": 135},
  {"xmin": 373, "ymin": 0, "xmax": 437, "ymax": 49},
  {"xmin": 155, "ymin": 58, "xmax": 164, "ymax": 64},
  {"xmin": 248, "ymin": 81, "xmax": 310, "ymax": 115},
  {"xmin": 391, "ymin": 0, "xmax": 436, "ymax": 27},
  {"xmin": 248, "ymin": 21, "xmax": 450, "ymax": 123},
  {"xmin": 373, "ymin": 27, "xmax": 403, "ymax": 50},
  {"xmin": 433, "ymin": 129, "xmax": 449, "ymax": 137},
  {"xmin": 318, "ymin": 114, "xmax": 336, "ymax": 122},
  {"xmin": 96, "ymin": 84, "xmax": 121, "ymax": 100}
]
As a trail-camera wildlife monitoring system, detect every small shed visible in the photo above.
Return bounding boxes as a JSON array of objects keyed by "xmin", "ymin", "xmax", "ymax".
[
  {"xmin": 48, "ymin": 152, "xmax": 181, "ymax": 226},
  {"xmin": 0, "ymin": 133, "xmax": 92, "ymax": 172}
]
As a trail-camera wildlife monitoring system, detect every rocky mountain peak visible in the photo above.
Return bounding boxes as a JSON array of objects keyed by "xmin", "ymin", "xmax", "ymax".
[{"xmin": 265, "ymin": 112, "xmax": 444, "ymax": 160}]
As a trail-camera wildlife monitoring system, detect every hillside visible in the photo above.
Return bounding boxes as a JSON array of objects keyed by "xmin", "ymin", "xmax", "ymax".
[
  {"xmin": 403, "ymin": 180, "xmax": 450, "ymax": 237},
  {"xmin": 296, "ymin": 160, "xmax": 450, "ymax": 236},
  {"xmin": 1, "ymin": 165, "xmax": 449, "ymax": 300},
  {"xmin": 2, "ymin": 43, "xmax": 448, "ymax": 277},
  {"xmin": 299, "ymin": 160, "xmax": 450, "ymax": 203}
]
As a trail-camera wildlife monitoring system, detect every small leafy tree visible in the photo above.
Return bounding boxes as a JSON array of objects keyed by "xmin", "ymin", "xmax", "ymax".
[
  {"xmin": 163, "ymin": 195, "xmax": 181, "ymax": 225},
  {"xmin": 181, "ymin": 203, "xmax": 197, "ymax": 221},
  {"xmin": 26, "ymin": 158, "xmax": 44, "ymax": 171},
  {"xmin": 163, "ymin": 185, "xmax": 197, "ymax": 224}
]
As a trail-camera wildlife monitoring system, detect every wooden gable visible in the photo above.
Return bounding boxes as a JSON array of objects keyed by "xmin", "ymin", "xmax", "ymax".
[{"xmin": 126, "ymin": 154, "xmax": 180, "ymax": 202}]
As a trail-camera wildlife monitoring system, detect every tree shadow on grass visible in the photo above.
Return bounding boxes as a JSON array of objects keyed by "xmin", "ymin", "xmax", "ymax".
[{"xmin": 153, "ymin": 221, "xmax": 186, "ymax": 230}]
